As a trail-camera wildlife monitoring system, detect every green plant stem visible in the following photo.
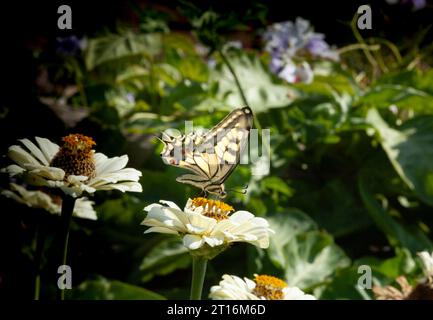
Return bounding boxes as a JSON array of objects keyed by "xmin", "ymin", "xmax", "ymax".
[
  {"xmin": 57, "ymin": 195, "xmax": 76, "ymax": 300},
  {"xmin": 218, "ymin": 48, "xmax": 249, "ymax": 107},
  {"xmin": 218, "ymin": 48, "xmax": 270, "ymax": 164},
  {"xmin": 33, "ymin": 223, "xmax": 47, "ymax": 300},
  {"xmin": 190, "ymin": 256, "xmax": 207, "ymax": 300}
]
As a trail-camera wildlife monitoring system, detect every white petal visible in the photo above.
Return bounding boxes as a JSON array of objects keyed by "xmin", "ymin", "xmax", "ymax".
[
  {"xmin": 35, "ymin": 137, "xmax": 59, "ymax": 161},
  {"xmin": 183, "ymin": 234, "xmax": 204, "ymax": 250},
  {"xmin": 144, "ymin": 203, "xmax": 163, "ymax": 212},
  {"xmin": 73, "ymin": 198, "xmax": 97, "ymax": 220},
  {"xmin": 2, "ymin": 164, "xmax": 25, "ymax": 176},
  {"xmin": 8, "ymin": 145, "xmax": 41, "ymax": 166},
  {"xmin": 228, "ymin": 210, "xmax": 255, "ymax": 223},
  {"xmin": 144, "ymin": 226, "xmax": 179, "ymax": 235},
  {"xmin": 20, "ymin": 139, "xmax": 49, "ymax": 166},
  {"xmin": 209, "ymin": 275, "xmax": 260, "ymax": 300},
  {"xmin": 159, "ymin": 200, "xmax": 182, "ymax": 211},
  {"xmin": 94, "ymin": 153, "xmax": 128, "ymax": 175},
  {"xmin": 282, "ymin": 286, "xmax": 316, "ymax": 300},
  {"xmin": 29, "ymin": 166, "xmax": 65, "ymax": 180},
  {"xmin": 418, "ymin": 251, "xmax": 433, "ymax": 277},
  {"xmin": 203, "ymin": 235, "xmax": 224, "ymax": 247},
  {"xmin": 187, "ymin": 214, "xmax": 217, "ymax": 234},
  {"xmin": 91, "ymin": 181, "xmax": 142, "ymax": 192}
]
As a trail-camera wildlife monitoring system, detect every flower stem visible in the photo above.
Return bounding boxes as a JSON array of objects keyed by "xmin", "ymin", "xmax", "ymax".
[
  {"xmin": 218, "ymin": 48, "xmax": 270, "ymax": 163},
  {"xmin": 190, "ymin": 256, "xmax": 208, "ymax": 300},
  {"xmin": 33, "ymin": 222, "xmax": 47, "ymax": 300},
  {"xmin": 57, "ymin": 195, "xmax": 76, "ymax": 300},
  {"xmin": 218, "ymin": 48, "xmax": 249, "ymax": 107}
]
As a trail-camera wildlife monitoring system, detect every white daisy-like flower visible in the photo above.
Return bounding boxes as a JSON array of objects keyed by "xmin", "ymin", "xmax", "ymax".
[
  {"xmin": 2, "ymin": 134, "xmax": 142, "ymax": 197},
  {"xmin": 2, "ymin": 183, "xmax": 97, "ymax": 220},
  {"xmin": 142, "ymin": 197, "xmax": 272, "ymax": 255},
  {"xmin": 209, "ymin": 274, "xmax": 317, "ymax": 300},
  {"xmin": 418, "ymin": 251, "xmax": 433, "ymax": 278}
]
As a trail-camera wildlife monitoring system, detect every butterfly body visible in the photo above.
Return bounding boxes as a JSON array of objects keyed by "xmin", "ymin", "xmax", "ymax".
[{"xmin": 160, "ymin": 107, "xmax": 253, "ymax": 198}]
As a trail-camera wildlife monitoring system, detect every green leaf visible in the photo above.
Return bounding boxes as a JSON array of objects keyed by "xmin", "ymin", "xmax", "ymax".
[
  {"xmin": 266, "ymin": 210, "xmax": 349, "ymax": 289},
  {"xmin": 210, "ymin": 52, "xmax": 295, "ymax": 112},
  {"xmin": 260, "ymin": 176, "xmax": 293, "ymax": 197},
  {"xmin": 267, "ymin": 209, "xmax": 317, "ymax": 269},
  {"xmin": 282, "ymin": 231, "xmax": 350, "ymax": 289},
  {"xmin": 85, "ymin": 32, "xmax": 162, "ymax": 70},
  {"xmin": 355, "ymin": 248, "xmax": 417, "ymax": 280},
  {"xmin": 358, "ymin": 70, "xmax": 433, "ymax": 113},
  {"xmin": 319, "ymin": 266, "xmax": 372, "ymax": 300},
  {"xmin": 358, "ymin": 173, "xmax": 433, "ymax": 253},
  {"xmin": 139, "ymin": 237, "xmax": 191, "ymax": 282},
  {"xmin": 70, "ymin": 277, "xmax": 166, "ymax": 300},
  {"xmin": 367, "ymin": 109, "xmax": 433, "ymax": 206}
]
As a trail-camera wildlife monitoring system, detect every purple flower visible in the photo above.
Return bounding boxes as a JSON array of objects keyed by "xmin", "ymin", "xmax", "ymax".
[
  {"xmin": 125, "ymin": 93, "xmax": 135, "ymax": 104},
  {"xmin": 305, "ymin": 35, "xmax": 339, "ymax": 61},
  {"xmin": 56, "ymin": 36, "xmax": 86, "ymax": 56},
  {"xmin": 263, "ymin": 18, "xmax": 338, "ymax": 83},
  {"xmin": 387, "ymin": 0, "xmax": 426, "ymax": 10},
  {"xmin": 410, "ymin": 0, "xmax": 426, "ymax": 10}
]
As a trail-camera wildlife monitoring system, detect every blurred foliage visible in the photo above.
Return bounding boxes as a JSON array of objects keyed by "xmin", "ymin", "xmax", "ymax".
[{"xmin": 2, "ymin": 1, "xmax": 433, "ymax": 300}]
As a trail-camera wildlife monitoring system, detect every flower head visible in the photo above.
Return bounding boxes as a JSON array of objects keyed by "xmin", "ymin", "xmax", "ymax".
[
  {"xmin": 142, "ymin": 198, "xmax": 272, "ymax": 258},
  {"xmin": 2, "ymin": 135, "xmax": 142, "ymax": 197},
  {"xmin": 209, "ymin": 274, "xmax": 316, "ymax": 300},
  {"xmin": 2, "ymin": 183, "xmax": 97, "ymax": 220},
  {"xmin": 263, "ymin": 17, "xmax": 339, "ymax": 84}
]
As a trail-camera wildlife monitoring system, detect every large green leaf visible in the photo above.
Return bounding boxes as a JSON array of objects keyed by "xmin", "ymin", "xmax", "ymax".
[
  {"xmin": 139, "ymin": 237, "xmax": 190, "ymax": 282},
  {"xmin": 282, "ymin": 231, "xmax": 350, "ymax": 289},
  {"xmin": 367, "ymin": 109, "xmax": 433, "ymax": 206},
  {"xmin": 210, "ymin": 52, "xmax": 295, "ymax": 112},
  {"xmin": 70, "ymin": 277, "xmax": 166, "ymax": 300},
  {"xmin": 266, "ymin": 210, "xmax": 349, "ymax": 289},
  {"xmin": 358, "ymin": 70, "xmax": 433, "ymax": 113},
  {"xmin": 358, "ymin": 173, "xmax": 433, "ymax": 253},
  {"xmin": 267, "ymin": 210, "xmax": 317, "ymax": 269},
  {"xmin": 85, "ymin": 32, "xmax": 162, "ymax": 70}
]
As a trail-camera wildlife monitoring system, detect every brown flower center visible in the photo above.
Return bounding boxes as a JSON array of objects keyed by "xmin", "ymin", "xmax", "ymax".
[
  {"xmin": 252, "ymin": 275, "xmax": 287, "ymax": 300},
  {"xmin": 50, "ymin": 134, "xmax": 96, "ymax": 179},
  {"xmin": 189, "ymin": 197, "xmax": 234, "ymax": 221}
]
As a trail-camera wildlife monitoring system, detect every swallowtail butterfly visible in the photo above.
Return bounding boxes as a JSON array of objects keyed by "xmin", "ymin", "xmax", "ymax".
[{"xmin": 160, "ymin": 107, "xmax": 253, "ymax": 198}]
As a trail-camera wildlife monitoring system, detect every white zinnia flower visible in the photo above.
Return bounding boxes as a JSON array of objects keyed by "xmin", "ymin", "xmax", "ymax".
[
  {"xmin": 418, "ymin": 251, "xmax": 433, "ymax": 278},
  {"xmin": 2, "ymin": 134, "xmax": 142, "ymax": 197},
  {"xmin": 2, "ymin": 183, "xmax": 97, "ymax": 220},
  {"xmin": 209, "ymin": 274, "xmax": 317, "ymax": 300},
  {"xmin": 142, "ymin": 198, "xmax": 272, "ymax": 254}
]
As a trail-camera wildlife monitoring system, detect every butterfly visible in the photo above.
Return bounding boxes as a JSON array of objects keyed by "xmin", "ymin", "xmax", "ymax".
[{"xmin": 159, "ymin": 106, "xmax": 253, "ymax": 198}]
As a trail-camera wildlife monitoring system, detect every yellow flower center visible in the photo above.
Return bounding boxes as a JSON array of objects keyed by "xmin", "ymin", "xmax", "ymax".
[
  {"xmin": 252, "ymin": 275, "xmax": 287, "ymax": 300},
  {"xmin": 190, "ymin": 197, "xmax": 234, "ymax": 221},
  {"xmin": 50, "ymin": 134, "xmax": 96, "ymax": 179}
]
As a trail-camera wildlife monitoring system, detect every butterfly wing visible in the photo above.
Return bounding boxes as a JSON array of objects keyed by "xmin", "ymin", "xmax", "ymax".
[{"xmin": 160, "ymin": 107, "xmax": 253, "ymax": 194}]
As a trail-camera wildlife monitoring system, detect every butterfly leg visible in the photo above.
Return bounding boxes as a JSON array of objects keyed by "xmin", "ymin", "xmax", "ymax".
[{"xmin": 198, "ymin": 189, "xmax": 208, "ymax": 198}]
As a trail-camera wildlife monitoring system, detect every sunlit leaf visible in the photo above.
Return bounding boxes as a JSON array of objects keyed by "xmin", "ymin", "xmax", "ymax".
[
  {"xmin": 210, "ymin": 52, "xmax": 295, "ymax": 112},
  {"xmin": 367, "ymin": 109, "xmax": 433, "ymax": 206}
]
